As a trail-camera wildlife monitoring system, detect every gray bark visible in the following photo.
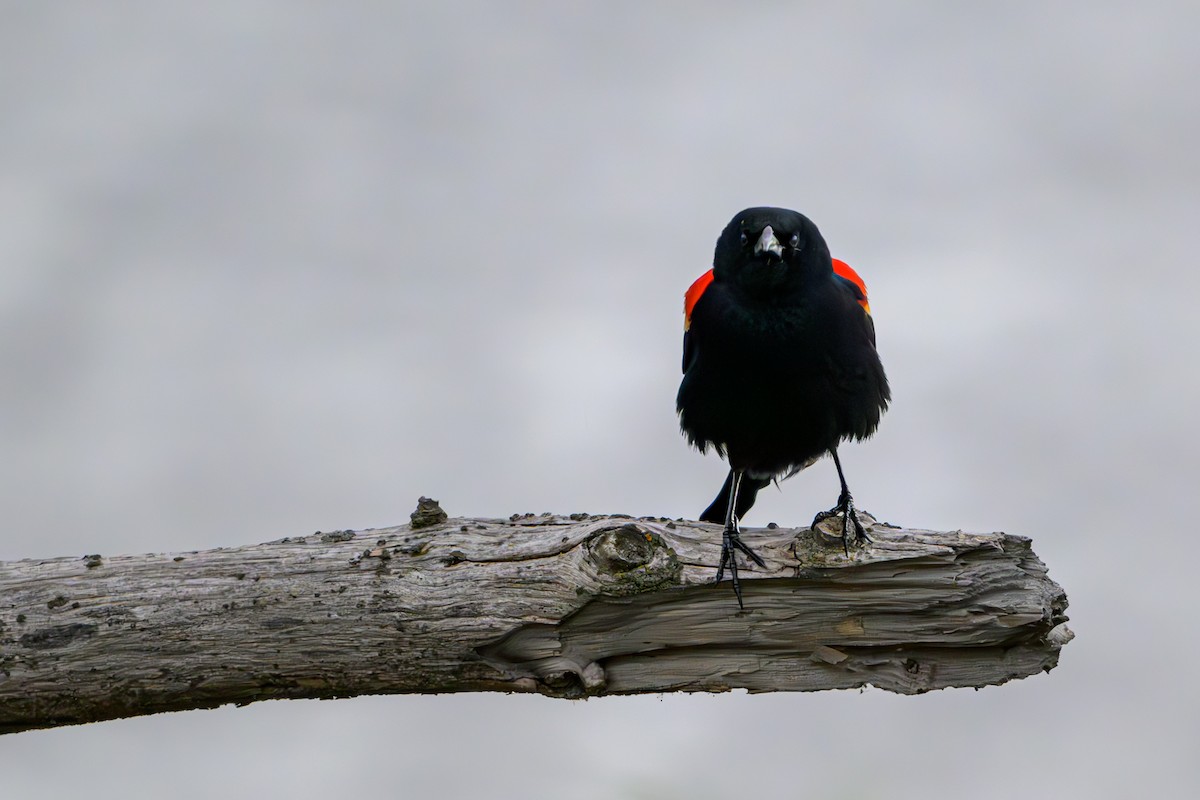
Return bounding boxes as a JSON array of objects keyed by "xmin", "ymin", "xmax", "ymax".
[{"xmin": 0, "ymin": 502, "xmax": 1071, "ymax": 735}]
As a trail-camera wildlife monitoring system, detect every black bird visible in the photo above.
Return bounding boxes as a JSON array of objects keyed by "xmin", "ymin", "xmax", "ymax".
[{"xmin": 676, "ymin": 207, "xmax": 890, "ymax": 606}]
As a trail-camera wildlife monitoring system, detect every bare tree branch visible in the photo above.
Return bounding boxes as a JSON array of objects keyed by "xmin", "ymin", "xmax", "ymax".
[{"xmin": 0, "ymin": 500, "xmax": 1071, "ymax": 734}]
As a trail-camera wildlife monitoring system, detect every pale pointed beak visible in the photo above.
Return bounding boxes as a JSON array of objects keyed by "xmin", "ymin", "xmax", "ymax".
[{"xmin": 754, "ymin": 225, "xmax": 783, "ymax": 259}]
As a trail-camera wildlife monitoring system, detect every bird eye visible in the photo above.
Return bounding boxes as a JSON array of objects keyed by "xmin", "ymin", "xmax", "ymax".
[
  {"xmin": 739, "ymin": 232, "xmax": 749, "ymax": 246},
  {"xmin": 789, "ymin": 233, "xmax": 801, "ymax": 248}
]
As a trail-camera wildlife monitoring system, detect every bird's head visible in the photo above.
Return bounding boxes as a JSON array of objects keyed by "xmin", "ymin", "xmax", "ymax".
[{"xmin": 712, "ymin": 207, "xmax": 832, "ymax": 296}]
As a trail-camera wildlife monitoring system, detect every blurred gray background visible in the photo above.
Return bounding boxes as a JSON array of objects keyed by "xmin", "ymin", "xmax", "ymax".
[{"xmin": 2, "ymin": 2, "xmax": 1197, "ymax": 798}]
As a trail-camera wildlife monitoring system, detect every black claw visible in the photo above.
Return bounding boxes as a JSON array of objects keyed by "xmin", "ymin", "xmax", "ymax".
[
  {"xmin": 715, "ymin": 528, "xmax": 764, "ymax": 609},
  {"xmin": 715, "ymin": 537, "xmax": 729, "ymax": 585},
  {"xmin": 811, "ymin": 491, "xmax": 872, "ymax": 555},
  {"xmin": 732, "ymin": 534, "xmax": 767, "ymax": 567}
]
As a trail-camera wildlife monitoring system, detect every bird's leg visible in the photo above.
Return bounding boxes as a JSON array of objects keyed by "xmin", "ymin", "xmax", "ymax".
[
  {"xmin": 810, "ymin": 448, "xmax": 872, "ymax": 555},
  {"xmin": 714, "ymin": 469, "xmax": 766, "ymax": 608}
]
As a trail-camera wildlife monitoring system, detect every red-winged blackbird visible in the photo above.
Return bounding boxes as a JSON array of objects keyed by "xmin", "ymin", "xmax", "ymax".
[{"xmin": 677, "ymin": 207, "xmax": 890, "ymax": 606}]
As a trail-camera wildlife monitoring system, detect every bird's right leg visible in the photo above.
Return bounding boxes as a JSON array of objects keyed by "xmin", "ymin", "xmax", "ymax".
[
  {"xmin": 714, "ymin": 468, "xmax": 766, "ymax": 608},
  {"xmin": 810, "ymin": 448, "xmax": 872, "ymax": 555}
]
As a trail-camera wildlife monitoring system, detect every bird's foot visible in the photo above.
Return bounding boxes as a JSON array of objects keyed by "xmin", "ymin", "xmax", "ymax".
[
  {"xmin": 811, "ymin": 491, "xmax": 872, "ymax": 556},
  {"xmin": 715, "ymin": 528, "xmax": 766, "ymax": 609}
]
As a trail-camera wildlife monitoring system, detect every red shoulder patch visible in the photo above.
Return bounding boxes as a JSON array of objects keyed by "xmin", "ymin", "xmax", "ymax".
[
  {"xmin": 832, "ymin": 258, "xmax": 871, "ymax": 314},
  {"xmin": 684, "ymin": 269, "xmax": 714, "ymax": 330}
]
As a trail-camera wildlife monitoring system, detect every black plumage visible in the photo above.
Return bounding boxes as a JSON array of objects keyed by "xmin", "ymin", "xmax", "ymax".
[{"xmin": 677, "ymin": 207, "xmax": 890, "ymax": 606}]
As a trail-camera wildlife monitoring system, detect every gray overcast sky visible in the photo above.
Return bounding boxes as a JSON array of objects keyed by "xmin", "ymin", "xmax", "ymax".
[{"xmin": 2, "ymin": 2, "xmax": 1198, "ymax": 798}]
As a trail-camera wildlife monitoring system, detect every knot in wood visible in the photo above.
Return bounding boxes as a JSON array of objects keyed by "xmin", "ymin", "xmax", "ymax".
[
  {"xmin": 584, "ymin": 524, "xmax": 681, "ymax": 595},
  {"xmin": 588, "ymin": 524, "xmax": 656, "ymax": 572},
  {"xmin": 409, "ymin": 496, "xmax": 448, "ymax": 529}
]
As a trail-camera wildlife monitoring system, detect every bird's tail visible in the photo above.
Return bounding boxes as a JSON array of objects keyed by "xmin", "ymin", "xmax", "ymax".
[{"xmin": 699, "ymin": 471, "xmax": 773, "ymax": 525}]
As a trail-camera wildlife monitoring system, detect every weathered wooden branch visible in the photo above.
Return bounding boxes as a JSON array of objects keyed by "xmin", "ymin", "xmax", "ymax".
[{"xmin": 0, "ymin": 499, "xmax": 1071, "ymax": 734}]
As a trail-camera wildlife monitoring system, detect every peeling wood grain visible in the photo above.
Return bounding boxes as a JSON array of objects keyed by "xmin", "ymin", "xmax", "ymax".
[{"xmin": 0, "ymin": 509, "xmax": 1071, "ymax": 734}]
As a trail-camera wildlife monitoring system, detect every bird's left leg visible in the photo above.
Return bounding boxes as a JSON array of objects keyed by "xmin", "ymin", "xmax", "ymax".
[
  {"xmin": 810, "ymin": 448, "xmax": 872, "ymax": 555},
  {"xmin": 714, "ymin": 469, "xmax": 766, "ymax": 608}
]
